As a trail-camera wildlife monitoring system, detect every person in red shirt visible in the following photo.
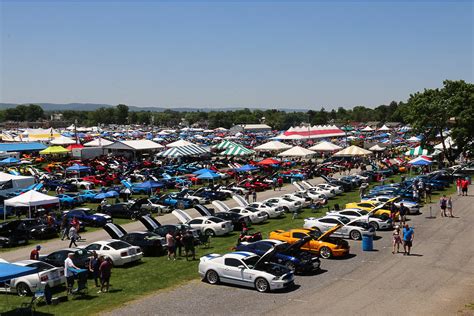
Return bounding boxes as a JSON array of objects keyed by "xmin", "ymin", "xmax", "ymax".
[
  {"xmin": 461, "ymin": 178, "xmax": 469, "ymax": 196},
  {"xmin": 30, "ymin": 245, "xmax": 41, "ymax": 260},
  {"xmin": 277, "ymin": 177, "xmax": 283, "ymax": 191},
  {"xmin": 456, "ymin": 178, "xmax": 462, "ymax": 196}
]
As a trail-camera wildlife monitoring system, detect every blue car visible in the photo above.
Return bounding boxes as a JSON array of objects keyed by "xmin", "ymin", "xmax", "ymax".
[
  {"xmin": 57, "ymin": 193, "xmax": 83, "ymax": 206},
  {"xmin": 235, "ymin": 237, "xmax": 320, "ymax": 274},
  {"xmin": 78, "ymin": 190, "xmax": 100, "ymax": 202},
  {"xmin": 151, "ymin": 195, "xmax": 193, "ymax": 209},
  {"xmin": 63, "ymin": 208, "xmax": 112, "ymax": 227}
]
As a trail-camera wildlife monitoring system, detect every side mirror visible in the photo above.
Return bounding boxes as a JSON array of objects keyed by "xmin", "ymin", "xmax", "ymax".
[{"xmin": 238, "ymin": 265, "xmax": 245, "ymax": 269}]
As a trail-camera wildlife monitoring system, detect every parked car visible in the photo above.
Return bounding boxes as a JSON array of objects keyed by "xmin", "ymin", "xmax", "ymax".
[
  {"xmin": 82, "ymin": 239, "xmax": 143, "ymax": 266},
  {"xmin": 198, "ymin": 250, "xmax": 295, "ymax": 292},
  {"xmin": 63, "ymin": 208, "xmax": 112, "ymax": 227},
  {"xmin": 326, "ymin": 208, "xmax": 392, "ymax": 230},
  {"xmin": 20, "ymin": 218, "xmax": 58, "ymax": 240},
  {"xmin": 0, "ymin": 220, "xmax": 29, "ymax": 247},
  {"xmin": 172, "ymin": 210, "xmax": 233, "ymax": 236},
  {"xmin": 138, "ymin": 214, "xmax": 201, "ymax": 240},
  {"xmin": 0, "ymin": 260, "xmax": 65, "ymax": 296},
  {"xmin": 303, "ymin": 215, "xmax": 375, "ymax": 240},
  {"xmin": 102, "ymin": 202, "xmax": 150, "ymax": 220},
  {"xmin": 40, "ymin": 248, "xmax": 93, "ymax": 269}
]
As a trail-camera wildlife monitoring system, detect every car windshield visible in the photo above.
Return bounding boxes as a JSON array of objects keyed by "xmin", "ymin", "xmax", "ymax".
[
  {"xmin": 339, "ymin": 217, "xmax": 350, "ymax": 224},
  {"xmin": 242, "ymin": 256, "xmax": 259, "ymax": 269},
  {"xmin": 26, "ymin": 261, "xmax": 54, "ymax": 271},
  {"xmin": 108, "ymin": 241, "xmax": 130, "ymax": 250},
  {"xmin": 245, "ymin": 207, "xmax": 259, "ymax": 213},
  {"xmin": 208, "ymin": 217, "xmax": 224, "ymax": 223},
  {"xmin": 283, "ymin": 197, "xmax": 293, "ymax": 202}
]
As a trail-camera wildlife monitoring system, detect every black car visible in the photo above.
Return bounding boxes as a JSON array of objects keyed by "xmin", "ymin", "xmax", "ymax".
[
  {"xmin": 40, "ymin": 248, "xmax": 93, "ymax": 269},
  {"xmin": 191, "ymin": 187, "xmax": 229, "ymax": 201},
  {"xmin": 321, "ymin": 175, "xmax": 353, "ymax": 191},
  {"xmin": 102, "ymin": 203, "xmax": 150, "ymax": 220},
  {"xmin": 21, "ymin": 218, "xmax": 58, "ymax": 240},
  {"xmin": 0, "ymin": 220, "xmax": 29, "ymax": 247},
  {"xmin": 138, "ymin": 215, "xmax": 201, "ymax": 241},
  {"xmin": 63, "ymin": 208, "xmax": 112, "ymax": 227},
  {"xmin": 103, "ymin": 223, "xmax": 166, "ymax": 256}
]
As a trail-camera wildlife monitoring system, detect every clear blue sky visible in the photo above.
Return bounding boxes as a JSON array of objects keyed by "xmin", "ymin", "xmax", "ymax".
[{"xmin": 0, "ymin": 1, "xmax": 472, "ymax": 110}]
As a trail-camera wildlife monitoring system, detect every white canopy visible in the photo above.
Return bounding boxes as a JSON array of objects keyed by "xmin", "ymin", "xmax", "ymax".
[
  {"xmin": 361, "ymin": 126, "xmax": 374, "ymax": 132},
  {"xmin": 84, "ymin": 138, "xmax": 113, "ymax": 147},
  {"xmin": 4, "ymin": 190, "xmax": 60, "ymax": 219},
  {"xmin": 277, "ymin": 146, "xmax": 316, "ymax": 157},
  {"xmin": 434, "ymin": 136, "xmax": 455, "ymax": 149},
  {"xmin": 407, "ymin": 136, "xmax": 421, "ymax": 142},
  {"xmin": 369, "ymin": 144, "xmax": 386, "ymax": 151},
  {"xmin": 378, "ymin": 124, "xmax": 391, "ymax": 131},
  {"xmin": 166, "ymin": 139, "xmax": 195, "ymax": 148},
  {"xmin": 334, "ymin": 145, "xmax": 372, "ymax": 156},
  {"xmin": 50, "ymin": 135, "xmax": 76, "ymax": 145},
  {"xmin": 254, "ymin": 141, "xmax": 292, "ymax": 151},
  {"xmin": 309, "ymin": 141, "xmax": 342, "ymax": 151}
]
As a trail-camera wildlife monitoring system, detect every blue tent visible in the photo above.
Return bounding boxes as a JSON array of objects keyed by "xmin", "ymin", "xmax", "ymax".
[
  {"xmin": 409, "ymin": 160, "xmax": 432, "ymax": 166},
  {"xmin": 194, "ymin": 168, "xmax": 215, "ymax": 175},
  {"xmin": 66, "ymin": 164, "xmax": 90, "ymax": 172},
  {"xmin": 0, "ymin": 157, "xmax": 20, "ymax": 165},
  {"xmin": 134, "ymin": 180, "xmax": 164, "ymax": 189},
  {"xmin": 234, "ymin": 164, "xmax": 259, "ymax": 172},
  {"xmin": 0, "ymin": 262, "xmax": 35, "ymax": 282},
  {"xmin": 197, "ymin": 171, "xmax": 220, "ymax": 180}
]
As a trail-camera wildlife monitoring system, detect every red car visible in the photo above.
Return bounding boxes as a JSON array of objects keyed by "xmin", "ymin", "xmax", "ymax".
[{"xmin": 82, "ymin": 176, "xmax": 107, "ymax": 186}]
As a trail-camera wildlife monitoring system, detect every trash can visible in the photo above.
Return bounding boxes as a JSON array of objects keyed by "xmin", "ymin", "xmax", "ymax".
[{"xmin": 362, "ymin": 233, "xmax": 374, "ymax": 251}]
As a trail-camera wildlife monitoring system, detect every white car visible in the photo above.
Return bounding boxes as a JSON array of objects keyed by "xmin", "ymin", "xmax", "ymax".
[
  {"xmin": 216, "ymin": 184, "xmax": 249, "ymax": 196},
  {"xmin": 362, "ymin": 196, "xmax": 420, "ymax": 215},
  {"xmin": 263, "ymin": 197, "xmax": 302, "ymax": 213},
  {"xmin": 326, "ymin": 208, "xmax": 393, "ymax": 230},
  {"xmin": 178, "ymin": 189, "xmax": 209, "ymax": 205},
  {"xmin": 312, "ymin": 183, "xmax": 343, "ymax": 195},
  {"xmin": 172, "ymin": 209, "xmax": 233, "ymax": 236},
  {"xmin": 281, "ymin": 193, "xmax": 312, "ymax": 208},
  {"xmin": 64, "ymin": 178, "xmax": 94, "ymax": 190},
  {"xmin": 303, "ymin": 215, "xmax": 375, "ymax": 240},
  {"xmin": 247, "ymin": 202, "xmax": 285, "ymax": 219},
  {"xmin": 0, "ymin": 260, "xmax": 65, "ymax": 296},
  {"xmin": 83, "ymin": 239, "xmax": 143, "ymax": 266},
  {"xmin": 296, "ymin": 182, "xmax": 335, "ymax": 198},
  {"xmin": 140, "ymin": 198, "xmax": 171, "ymax": 214},
  {"xmin": 198, "ymin": 250, "xmax": 295, "ymax": 292},
  {"xmin": 212, "ymin": 200, "xmax": 267, "ymax": 224}
]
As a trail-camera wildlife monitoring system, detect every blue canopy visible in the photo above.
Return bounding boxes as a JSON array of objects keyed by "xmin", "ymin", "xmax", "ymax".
[
  {"xmin": 0, "ymin": 157, "xmax": 20, "ymax": 165},
  {"xmin": 197, "ymin": 171, "xmax": 220, "ymax": 180},
  {"xmin": 410, "ymin": 160, "xmax": 432, "ymax": 166},
  {"xmin": 0, "ymin": 262, "xmax": 35, "ymax": 282},
  {"xmin": 66, "ymin": 164, "xmax": 90, "ymax": 172},
  {"xmin": 234, "ymin": 164, "xmax": 259, "ymax": 172},
  {"xmin": 134, "ymin": 180, "xmax": 164, "ymax": 189},
  {"xmin": 194, "ymin": 168, "xmax": 215, "ymax": 175}
]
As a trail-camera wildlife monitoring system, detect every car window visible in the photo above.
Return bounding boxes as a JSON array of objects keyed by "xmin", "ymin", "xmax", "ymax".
[
  {"xmin": 189, "ymin": 219, "xmax": 203, "ymax": 225},
  {"xmin": 86, "ymin": 244, "xmax": 101, "ymax": 251},
  {"xmin": 108, "ymin": 241, "xmax": 129, "ymax": 250},
  {"xmin": 292, "ymin": 232, "xmax": 307, "ymax": 239},
  {"xmin": 319, "ymin": 218, "xmax": 334, "ymax": 223},
  {"xmin": 27, "ymin": 261, "xmax": 54, "ymax": 271},
  {"xmin": 208, "ymin": 217, "xmax": 224, "ymax": 223},
  {"xmin": 225, "ymin": 258, "xmax": 244, "ymax": 267},
  {"xmin": 254, "ymin": 243, "xmax": 272, "ymax": 251}
]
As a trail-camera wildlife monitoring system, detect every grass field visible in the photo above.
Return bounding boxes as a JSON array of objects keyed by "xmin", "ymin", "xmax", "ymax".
[{"xmin": 0, "ymin": 175, "xmax": 456, "ymax": 315}]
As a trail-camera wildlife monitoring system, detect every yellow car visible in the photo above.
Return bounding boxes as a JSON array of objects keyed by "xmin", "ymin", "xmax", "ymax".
[
  {"xmin": 268, "ymin": 225, "xmax": 350, "ymax": 259},
  {"xmin": 345, "ymin": 201, "xmax": 398, "ymax": 220}
]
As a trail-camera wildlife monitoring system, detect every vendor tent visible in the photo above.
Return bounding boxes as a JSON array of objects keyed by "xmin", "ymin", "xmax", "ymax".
[
  {"xmin": 50, "ymin": 135, "xmax": 76, "ymax": 145},
  {"xmin": 334, "ymin": 145, "xmax": 372, "ymax": 156},
  {"xmin": 369, "ymin": 144, "xmax": 386, "ymax": 151},
  {"xmin": 234, "ymin": 164, "xmax": 259, "ymax": 172},
  {"xmin": 405, "ymin": 146, "xmax": 429, "ymax": 156},
  {"xmin": 220, "ymin": 145, "xmax": 255, "ymax": 156},
  {"xmin": 212, "ymin": 140, "xmax": 241, "ymax": 150},
  {"xmin": 361, "ymin": 126, "xmax": 374, "ymax": 132},
  {"xmin": 4, "ymin": 190, "xmax": 60, "ymax": 219},
  {"xmin": 434, "ymin": 137, "xmax": 455, "ymax": 149},
  {"xmin": 0, "ymin": 157, "xmax": 20, "ymax": 165},
  {"xmin": 254, "ymin": 141, "xmax": 292, "ymax": 151},
  {"xmin": 408, "ymin": 156, "xmax": 432, "ymax": 165},
  {"xmin": 309, "ymin": 141, "xmax": 342, "ymax": 151},
  {"xmin": 197, "ymin": 171, "xmax": 220, "ymax": 180},
  {"xmin": 84, "ymin": 138, "xmax": 113, "ymax": 147},
  {"xmin": 157, "ymin": 144, "xmax": 209, "ymax": 158},
  {"xmin": 66, "ymin": 164, "xmax": 90, "ymax": 172},
  {"xmin": 0, "ymin": 172, "xmax": 35, "ymax": 196},
  {"xmin": 257, "ymin": 158, "xmax": 280, "ymax": 166},
  {"xmin": 277, "ymin": 146, "xmax": 316, "ymax": 157},
  {"xmin": 378, "ymin": 125, "xmax": 391, "ymax": 131},
  {"xmin": 166, "ymin": 139, "xmax": 195, "ymax": 148},
  {"xmin": 39, "ymin": 146, "xmax": 70, "ymax": 155}
]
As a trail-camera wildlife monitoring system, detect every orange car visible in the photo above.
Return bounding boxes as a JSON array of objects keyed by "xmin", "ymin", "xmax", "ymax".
[{"xmin": 269, "ymin": 225, "xmax": 350, "ymax": 259}]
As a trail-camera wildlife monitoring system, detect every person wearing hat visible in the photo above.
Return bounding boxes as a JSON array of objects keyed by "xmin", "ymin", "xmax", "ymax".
[{"xmin": 30, "ymin": 245, "xmax": 41, "ymax": 260}]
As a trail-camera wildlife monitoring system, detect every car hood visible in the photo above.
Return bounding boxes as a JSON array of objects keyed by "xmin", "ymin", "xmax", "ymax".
[
  {"xmin": 317, "ymin": 224, "xmax": 343, "ymax": 240},
  {"xmin": 283, "ymin": 235, "xmax": 312, "ymax": 252},
  {"xmin": 254, "ymin": 246, "xmax": 279, "ymax": 269},
  {"xmin": 138, "ymin": 215, "xmax": 162, "ymax": 231}
]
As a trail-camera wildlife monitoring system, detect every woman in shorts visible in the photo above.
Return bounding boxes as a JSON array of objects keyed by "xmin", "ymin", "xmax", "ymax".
[{"xmin": 392, "ymin": 226, "xmax": 402, "ymax": 254}]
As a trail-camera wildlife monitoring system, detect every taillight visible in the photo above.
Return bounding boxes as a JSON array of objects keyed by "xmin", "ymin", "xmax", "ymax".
[
  {"xmin": 121, "ymin": 251, "xmax": 128, "ymax": 257},
  {"xmin": 40, "ymin": 275, "xmax": 49, "ymax": 282}
]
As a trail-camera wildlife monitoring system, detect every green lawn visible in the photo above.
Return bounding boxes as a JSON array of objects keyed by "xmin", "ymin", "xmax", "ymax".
[{"xmin": 0, "ymin": 175, "xmax": 456, "ymax": 315}]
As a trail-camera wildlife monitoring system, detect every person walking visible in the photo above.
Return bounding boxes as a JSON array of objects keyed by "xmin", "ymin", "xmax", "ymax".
[
  {"xmin": 402, "ymin": 224, "xmax": 414, "ymax": 255},
  {"xmin": 166, "ymin": 232, "xmax": 176, "ymax": 260},
  {"xmin": 64, "ymin": 253, "xmax": 80, "ymax": 294},
  {"xmin": 447, "ymin": 196, "xmax": 453, "ymax": 217},
  {"xmin": 277, "ymin": 177, "xmax": 283, "ymax": 191},
  {"xmin": 244, "ymin": 191, "xmax": 250, "ymax": 203},
  {"xmin": 30, "ymin": 245, "xmax": 41, "ymax": 260},
  {"xmin": 68, "ymin": 225, "xmax": 79, "ymax": 248},
  {"xmin": 439, "ymin": 195, "xmax": 448, "ymax": 217},
  {"xmin": 272, "ymin": 177, "xmax": 277, "ymax": 191},
  {"xmin": 98, "ymin": 257, "xmax": 112, "ymax": 293},
  {"xmin": 89, "ymin": 251, "xmax": 101, "ymax": 287},
  {"xmin": 398, "ymin": 203, "xmax": 408, "ymax": 226},
  {"xmin": 425, "ymin": 185, "xmax": 432, "ymax": 203},
  {"xmin": 392, "ymin": 226, "xmax": 402, "ymax": 254},
  {"xmin": 252, "ymin": 190, "xmax": 257, "ymax": 203},
  {"xmin": 461, "ymin": 178, "xmax": 469, "ymax": 196},
  {"xmin": 60, "ymin": 216, "xmax": 69, "ymax": 240},
  {"xmin": 456, "ymin": 177, "xmax": 462, "ymax": 196}
]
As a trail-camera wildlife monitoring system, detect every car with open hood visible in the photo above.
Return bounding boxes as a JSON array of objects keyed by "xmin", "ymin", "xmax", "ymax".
[
  {"xmin": 235, "ymin": 237, "xmax": 320, "ymax": 273},
  {"xmin": 82, "ymin": 239, "xmax": 142, "ymax": 266},
  {"xmin": 194, "ymin": 204, "xmax": 251, "ymax": 231},
  {"xmin": 172, "ymin": 209, "xmax": 233, "ymax": 236},
  {"xmin": 326, "ymin": 208, "xmax": 392, "ymax": 230},
  {"xmin": 198, "ymin": 249, "xmax": 295, "ymax": 292},
  {"xmin": 212, "ymin": 200, "xmax": 268, "ymax": 224},
  {"xmin": 361, "ymin": 195, "xmax": 420, "ymax": 215},
  {"xmin": 103, "ymin": 223, "xmax": 166, "ymax": 256},
  {"xmin": 40, "ymin": 248, "xmax": 93, "ymax": 269},
  {"xmin": 0, "ymin": 260, "xmax": 66, "ymax": 296},
  {"xmin": 345, "ymin": 200, "xmax": 396, "ymax": 220},
  {"xmin": 262, "ymin": 197, "xmax": 302, "ymax": 213},
  {"xmin": 269, "ymin": 226, "xmax": 349, "ymax": 259},
  {"xmin": 303, "ymin": 215, "xmax": 375, "ymax": 240}
]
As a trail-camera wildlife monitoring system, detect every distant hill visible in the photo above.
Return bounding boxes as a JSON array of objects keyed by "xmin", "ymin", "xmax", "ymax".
[{"xmin": 0, "ymin": 103, "xmax": 309, "ymax": 112}]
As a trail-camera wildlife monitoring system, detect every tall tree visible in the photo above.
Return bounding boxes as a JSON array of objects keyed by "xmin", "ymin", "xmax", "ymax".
[{"xmin": 115, "ymin": 104, "xmax": 129, "ymax": 124}]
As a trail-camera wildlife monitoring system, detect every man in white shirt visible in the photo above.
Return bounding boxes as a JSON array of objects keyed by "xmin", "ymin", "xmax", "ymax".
[{"xmin": 65, "ymin": 253, "xmax": 79, "ymax": 294}]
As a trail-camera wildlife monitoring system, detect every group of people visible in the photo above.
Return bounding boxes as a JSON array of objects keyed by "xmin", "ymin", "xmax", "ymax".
[
  {"xmin": 456, "ymin": 177, "xmax": 470, "ymax": 196},
  {"xmin": 272, "ymin": 176, "xmax": 284, "ymax": 191},
  {"xmin": 165, "ymin": 230, "xmax": 196, "ymax": 261},
  {"xmin": 392, "ymin": 224, "xmax": 414, "ymax": 255},
  {"xmin": 439, "ymin": 195, "xmax": 454, "ymax": 218}
]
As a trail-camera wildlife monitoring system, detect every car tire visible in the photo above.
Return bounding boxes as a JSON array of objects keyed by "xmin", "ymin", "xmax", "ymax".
[
  {"xmin": 282, "ymin": 207, "xmax": 289, "ymax": 213},
  {"xmin": 319, "ymin": 246, "xmax": 332, "ymax": 259},
  {"xmin": 350, "ymin": 230, "xmax": 362, "ymax": 240},
  {"xmin": 263, "ymin": 212, "xmax": 270, "ymax": 219},
  {"xmin": 204, "ymin": 229, "xmax": 215, "ymax": 237},
  {"xmin": 206, "ymin": 270, "xmax": 219, "ymax": 284},
  {"xmin": 369, "ymin": 222, "xmax": 379, "ymax": 230},
  {"xmin": 255, "ymin": 277, "xmax": 270, "ymax": 293},
  {"xmin": 16, "ymin": 282, "xmax": 31, "ymax": 296},
  {"xmin": 130, "ymin": 213, "xmax": 137, "ymax": 221}
]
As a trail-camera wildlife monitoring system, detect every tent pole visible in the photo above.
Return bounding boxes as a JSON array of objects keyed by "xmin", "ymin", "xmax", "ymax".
[{"xmin": 29, "ymin": 205, "xmax": 31, "ymax": 218}]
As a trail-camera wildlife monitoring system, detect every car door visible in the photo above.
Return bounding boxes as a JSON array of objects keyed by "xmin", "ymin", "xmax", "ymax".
[
  {"xmin": 222, "ymin": 258, "xmax": 248, "ymax": 285},
  {"xmin": 188, "ymin": 219, "xmax": 204, "ymax": 231}
]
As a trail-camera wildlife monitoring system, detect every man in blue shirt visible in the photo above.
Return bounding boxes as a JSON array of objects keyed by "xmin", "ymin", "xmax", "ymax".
[{"xmin": 402, "ymin": 224, "xmax": 414, "ymax": 255}]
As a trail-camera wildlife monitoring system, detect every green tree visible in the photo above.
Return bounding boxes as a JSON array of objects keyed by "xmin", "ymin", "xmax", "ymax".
[{"xmin": 115, "ymin": 104, "xmax": 129, "ymax": 124}]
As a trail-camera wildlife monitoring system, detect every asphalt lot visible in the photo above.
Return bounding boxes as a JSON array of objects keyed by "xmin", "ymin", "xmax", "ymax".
[{"xmin": 104, "ymin": 187, "xmax": 474, "ymax": 316}]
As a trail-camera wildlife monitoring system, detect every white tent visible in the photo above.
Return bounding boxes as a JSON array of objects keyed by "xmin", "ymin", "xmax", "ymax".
[
  {"xmin": 434, "ymin": 136, "xmax": 455, "ymax": 149},
  {"xmin": 84, "ymin": 138, "xmax": 113, "ymax": 147},
  {"xmin": 369, "ymin": 144, "xmax": 386, "ymax": 151},
  {"xmin": 361, "ymin": 126, "xmax": 374, "ymax": 132},
  {"xmin": 407, "ymin": 136, "xmax": 421, "ymax": 142},
  {"xmin": 0, "ymin": 172, "xmax": 35, "ymax": 197},
  {"xmin": 4, "ymin": 190, "xmax": 60, "ymax": 219},
  {"xmin": 309, "ymin": 141, "xmax": 342, "ymax": 151},
  {"xmin": 50, "ymin": 135, "xmax": 76, "ymax": 145},
  {"xmin": 277, "ymin": 146, "xmax": 316, "ymax": 157},
  {"xmin": 378, "ymin": 125, "xmax": 391, "ymax": 131},
  {"xmin": 254, "ymin": 141, "xmax": 292, "ymax": 151},
  {"xmin": 334, "ymin": 145, "xmax": 372, "ymax": 156},
  {"xmin": 166, "ymin": 139, "xmax": 195, "ymax": 148}
]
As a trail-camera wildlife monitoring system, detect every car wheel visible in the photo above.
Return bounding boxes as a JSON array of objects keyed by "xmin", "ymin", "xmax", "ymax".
[
  {"xmin": 285, "ymin": 261, "xmax": 296, "ymax": 271},
  {"xmin": 319, "ymin": 246, "xmax": 332, "ymax": 259},
  {"xmin": 206, "ymin": 270, "xmax": 219, "ymax": 284},
  {"xmin": 282, "ymin": 207, "xmax": 289, "ymax": 213},
  {"xmin": 255, "ymin": 277, "xmax": 270, "ymax": 293},
  {"xmin": 204, "ymin": 229, "xmax": 215, "ymax": 237},
  {"xmin": 130, "ymin": 213, "xmax": 137, "ymax": 221},
  {"xmin": 263, "ymin": 212, "xmax": 270, "ymax": 219},
  {"xmin": 16, "ymin": 282, "xmax": 31, "ymax": 296},
  {"xmin": 369, "ymin": 222, "xmax": 379, "ymax": 230},
  {"xmin": 193, "ymin": 200, "xmax": 199, "ymax": 206},
  {"xmin": 350, "ymin": 230, "xmax": 362, "ymax": 240}
]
